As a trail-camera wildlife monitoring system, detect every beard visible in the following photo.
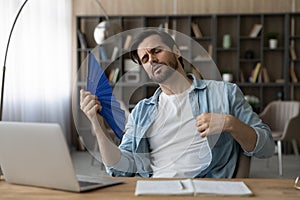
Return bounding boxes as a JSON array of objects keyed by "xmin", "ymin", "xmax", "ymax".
[{"xmin": 150, "ymin": 55, "xmax": 179, "ymax": 83}]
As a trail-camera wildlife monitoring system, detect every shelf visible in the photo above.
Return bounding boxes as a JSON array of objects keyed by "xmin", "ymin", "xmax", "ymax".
[
  {"xmin": 238, "ymin": 82, "xmax": 285, "ymax": 87},
  {"xmin": 74, "ymin": 13, "xmax": 300, "ymax": 131}
]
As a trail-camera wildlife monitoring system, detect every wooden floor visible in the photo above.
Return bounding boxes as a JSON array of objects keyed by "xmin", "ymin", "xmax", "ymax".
[{"xmin": 250, "ymin": 154, "xmax": 300, "ymax": 179}]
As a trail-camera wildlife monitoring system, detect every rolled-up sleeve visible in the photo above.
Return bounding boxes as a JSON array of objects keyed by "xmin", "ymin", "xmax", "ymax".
[
  {"xmin": 105, "ymin": 112, "xmax": 152, "ymax": 177},
  {"xmin": 230, "ymin": 83, "xmax": 275, "ymax": 158},
  {"xmin": 106, "ymin": 148, "xmax": 136, "ymax": 177},
  {"xmin": 105, "ymin": 115, "xmax": 137, "ymax": 177}
]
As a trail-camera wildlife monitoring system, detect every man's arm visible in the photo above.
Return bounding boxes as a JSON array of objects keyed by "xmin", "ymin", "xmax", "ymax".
[
  {"xmin": 196, "ymin": 113, "xmax": 257, "ymax": 152},
  {"xmin": 80, "ymin": 89, "xmax": 121, "ymax": 167},
  {"xmin": 195, "ymin": 83, "xmax": 274, "ymax": 157}
]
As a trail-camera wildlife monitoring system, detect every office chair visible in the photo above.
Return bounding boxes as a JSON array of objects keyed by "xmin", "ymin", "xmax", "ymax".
[
  {"xmin": 234, "ymin": 147, "xmax": 251, "ymax": 178},
  {"xmin": 259, "ymin": 100, "xmax": 300, "ymax": 176}
]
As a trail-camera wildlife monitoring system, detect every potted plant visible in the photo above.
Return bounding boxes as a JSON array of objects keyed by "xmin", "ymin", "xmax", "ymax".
[
  {"xmin": 266, "ymin": 32, "xmax": 279, "ymax": 49},
  {"xmin": 244, "ymin": 95, "xmax": 260, "ymax": 113}
]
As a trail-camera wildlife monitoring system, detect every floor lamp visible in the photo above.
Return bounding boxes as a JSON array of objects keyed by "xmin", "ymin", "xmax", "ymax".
[
  {"xmin": 93, "ymin": 0, "xmax": 121, "ymax": 45},
  {"xmin": 0, "ymin": 0, "xmax": 29, "ymax": 176}
]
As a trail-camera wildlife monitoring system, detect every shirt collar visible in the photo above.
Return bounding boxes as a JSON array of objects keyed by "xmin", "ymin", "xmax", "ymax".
[
  {"xmin": 148, "ymin": 73, "xmax": 207, "ymax": 105},
  {"xmin": 188, "ymin": 73, "xmax": 207, "ymax": 90}
]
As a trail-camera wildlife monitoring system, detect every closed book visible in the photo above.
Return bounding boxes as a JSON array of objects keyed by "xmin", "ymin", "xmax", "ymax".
[
  {"xmin": 262, "ymin": 67, "xmax": 270, "ymax": 83},
  {"xmin": 191, "ymin": 22, "xmax": 203, "ymax": 38},
  {"xmin": 249, "ymin": 24, "xmax": 263, "ymax": 38},
  {"xmin": 290, "ymin": 45, "xmax": 297, "ymax": 61},
  {"xmin": 112, "ymin": 68, "xmax": 120, "ymax": 84},
  {"xmin": 252, "ymin": 62, "xmax": 262, "ymax": 83},
  {"xmin": 111, "ymin": 46, "xmax": 119, "ymax": 61},
  {"xmin": 290, "ymin": 62, "xmax": 298, "ymax": 83},
  {"xmin": 77, "ymin": 29, "xmax": 87, "ymax": 49},
  {"xmin": 123, "ymin": 35, "xmax": 132, "ymax": 50}
]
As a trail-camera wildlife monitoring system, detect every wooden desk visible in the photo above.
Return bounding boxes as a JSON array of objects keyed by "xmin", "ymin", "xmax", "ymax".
[{"xmin": 0, "ymin": 177, "xmax": 299, "ymax": 200}]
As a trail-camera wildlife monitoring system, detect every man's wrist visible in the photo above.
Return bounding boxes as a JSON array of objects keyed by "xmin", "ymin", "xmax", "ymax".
[{"xmin": 224, "ymin": 114, "xmax": 235, "ymax": 133}]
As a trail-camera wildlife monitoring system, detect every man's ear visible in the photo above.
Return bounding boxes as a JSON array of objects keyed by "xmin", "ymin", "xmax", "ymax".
[{"xmin": 172, "ymin": 45, "xmax": 181, "ymax": 58}]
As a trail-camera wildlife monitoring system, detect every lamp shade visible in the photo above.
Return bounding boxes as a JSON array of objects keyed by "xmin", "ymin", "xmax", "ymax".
[{"xmin": 94, "ymin": 21, "xmax": 121, "ymax": 45}]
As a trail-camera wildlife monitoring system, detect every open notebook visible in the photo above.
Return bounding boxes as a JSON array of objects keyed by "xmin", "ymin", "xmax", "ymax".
[
  {"xmin": 135, "ymin": 179, "xmax": 253, "ymax": 196},
  {"xmin": 0, "ymin": 121, "xmax": 123, "ymax": 192}
]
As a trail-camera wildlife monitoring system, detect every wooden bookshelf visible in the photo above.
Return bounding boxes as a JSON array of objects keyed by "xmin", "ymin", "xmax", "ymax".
[{"xmin": 74, "ymin": 13, "xmax": 298, "ymax": 146}]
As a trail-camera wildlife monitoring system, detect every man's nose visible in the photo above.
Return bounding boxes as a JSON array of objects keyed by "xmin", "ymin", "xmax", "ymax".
[{"xmin": 149, "ymin": 53, "xmax": 158, "ymax": 64}]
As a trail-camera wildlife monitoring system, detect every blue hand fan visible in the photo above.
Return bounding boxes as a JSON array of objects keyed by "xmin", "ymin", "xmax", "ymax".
[{"xmin": 86, "ymin": 52, "xmax": 125, "ymax": 139}]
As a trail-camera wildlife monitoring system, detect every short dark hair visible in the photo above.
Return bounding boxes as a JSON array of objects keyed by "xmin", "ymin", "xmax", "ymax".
[{"xmin": 129, "ymin": 29, "xmax": 184, "ymax": 67}]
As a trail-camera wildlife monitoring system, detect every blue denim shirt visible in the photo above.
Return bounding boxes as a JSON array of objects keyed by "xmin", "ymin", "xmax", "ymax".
[{"xmin": 106, "ymin": 75, "xmax": 275, "ymax": 178}]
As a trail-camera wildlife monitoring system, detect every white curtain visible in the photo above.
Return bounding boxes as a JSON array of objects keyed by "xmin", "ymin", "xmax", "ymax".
[{"xmin": 0, "ymin": 0, "xmax": 72, "ymax": 144}]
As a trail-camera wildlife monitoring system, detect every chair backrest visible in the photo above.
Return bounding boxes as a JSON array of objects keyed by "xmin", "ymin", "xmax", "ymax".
[
  {"xmin": 259, "ymin": 101, "xmax": 300, "ymax": 132},
  {"xmin": 259, "ymin": 100, "xmax": 300, "ymax": 141},
  {"xmin": 233, "ymin": 149, "xmax": 251, "ymax": 178}
]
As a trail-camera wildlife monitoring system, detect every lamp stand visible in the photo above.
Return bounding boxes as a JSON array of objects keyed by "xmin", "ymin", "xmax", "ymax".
[{"xmin": 0, "ymin": 0, "xmax": 29, "ymax": 176}]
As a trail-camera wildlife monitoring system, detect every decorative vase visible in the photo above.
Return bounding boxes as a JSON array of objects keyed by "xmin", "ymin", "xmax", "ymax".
[{"xmin": 222, "ymin": 34, "xmax": 231, "ymax": 49}]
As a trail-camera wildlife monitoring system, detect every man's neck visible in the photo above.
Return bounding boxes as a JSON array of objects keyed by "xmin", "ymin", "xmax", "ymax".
[{"xmin": 159, "ymin": 71, "xmax": 193, "ymax": 95}]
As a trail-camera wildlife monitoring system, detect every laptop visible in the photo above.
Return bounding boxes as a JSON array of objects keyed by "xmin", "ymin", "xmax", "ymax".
[{"xmin": 0, "ymin": 121, "xmax": 123, "ymax": 192}]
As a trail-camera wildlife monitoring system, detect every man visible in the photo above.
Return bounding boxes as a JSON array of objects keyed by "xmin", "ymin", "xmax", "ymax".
[{"xmin": 80, "ymin": 29, "xmax": 274, "ymax": 178}]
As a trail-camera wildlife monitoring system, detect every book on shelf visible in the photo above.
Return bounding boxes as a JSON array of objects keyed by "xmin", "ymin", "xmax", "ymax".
[
  {"xmin": 291, "ymin": 17, "xmax": 295, "ymax": 37},
  {"xmin": 250, "ymin": 62, "xmax": 262, "ymax": 83},
  {"xmin": 108, "ymin": 69, "xmax": 115, "ymax": 83},
  {"xmin": 239, "ymin": 70, "xmax": 245, "ymax": 83},
  {"xmin": 191, "ymin": 22, "xmax": 203, "ymax": 39},
  {"xmin": 111, "ymin": 68, "xmax": 120, "ymax": 84},
  {"xmin": 111, "ymin": 46, "xmax": 119, "ymax": 61},
  {"xmin": 99, "ymin": 46, "xmax": 107, "ymax": 61},
  {"xmin": 261, "ymin": 67, "xmax": 270, "ymax": 83},
  {"xmin": 290, "ymin": 62, "xmax": 298, "ymax": 83},
  {"xmin": 253, "ymin": 67, "xmax": 270, "ymax": 83},
  {"xmin": 123, "ymin": 34, "xmax": 132, "ymax": 50},
  {"xmin": 135, "ymin": 179, "xmax": 253, "ymax": 196},
  {"xmin": 207, "ymin": 44, "xmax": 213, "ymax": 58},
  {"xmin": 164, "ymin": 21, "xmax": 169, "ymax": 33},
  {"xmin": 108, "ymin": 68, "xmax": 120, "ymax": 84},
  {"xmin": 290, "ymin": 44, "xmax": 297, "ymax": 61},
  {"xmin": 77, "ymin": 29, "xmax": 87, "ymax": 49},
  {"xmin": 257, "ymin": 68, "xmax": 263, "ymax": 83},
  {"xmin": 249, "ymin": 24, "xmax": 263, "ymax": 38}
]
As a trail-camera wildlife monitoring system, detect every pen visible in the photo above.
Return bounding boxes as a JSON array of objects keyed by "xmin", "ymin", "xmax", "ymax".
[{"xmin": 179, "ymin": 180, "xmax": 185, "ymax": 190}]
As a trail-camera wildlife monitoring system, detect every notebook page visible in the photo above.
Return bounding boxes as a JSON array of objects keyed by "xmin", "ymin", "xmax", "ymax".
[
  {"xmin": 192, "ymin": 180, "xmax": 253, "ymax": 196},
  {"xmin": 135, "ymin": 179, "xmax": 194, "ymax": 196}
]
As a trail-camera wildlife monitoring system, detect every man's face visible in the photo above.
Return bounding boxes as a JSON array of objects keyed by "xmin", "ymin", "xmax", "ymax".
[{"xmin": 137, "ymin": 35, "xmax": 179, "ymax": 83}]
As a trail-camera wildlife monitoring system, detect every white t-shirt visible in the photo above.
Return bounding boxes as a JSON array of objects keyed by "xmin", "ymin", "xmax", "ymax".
[{"xmin": 146, "ymin": 86, "xmax": 212, "ymax": 178}]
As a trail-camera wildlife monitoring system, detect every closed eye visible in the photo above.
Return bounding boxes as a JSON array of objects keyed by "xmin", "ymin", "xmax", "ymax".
[
  {"xmin": 141, "ymin": 54, "xmax": 149, "ymax": 64},
  {"xmin": 140, "ymin": 48, "xmax": 163, "ymax": 64}
]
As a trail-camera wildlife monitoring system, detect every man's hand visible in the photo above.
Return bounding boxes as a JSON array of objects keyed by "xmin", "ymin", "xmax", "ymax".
[
  {"xmin": 80, "ymin": 89, "xmax": 103, "ymax": 125},
  {"xmin": 80, "ymin": 89, "xmax": 121, "ymax": 166},
  {"xmin": 196, "ymin": 112, "xmax": 258, "ymax": 152},
  {"xmin": 196, "ymin": 113, "xmax": 227, "ymax": 138}
]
